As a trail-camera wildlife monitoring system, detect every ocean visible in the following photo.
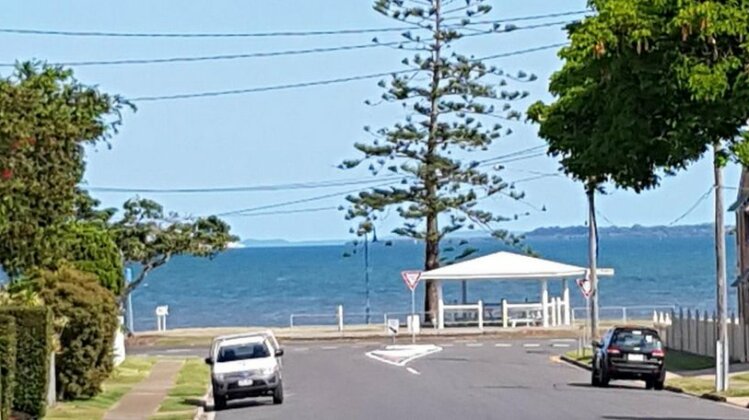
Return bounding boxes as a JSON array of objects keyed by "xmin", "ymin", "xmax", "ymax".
[{"xmin": 129, "ymin": 234, "xmax": 739, "ymax": 332}]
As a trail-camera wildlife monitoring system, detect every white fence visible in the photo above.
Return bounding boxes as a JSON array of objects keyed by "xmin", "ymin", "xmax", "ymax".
[
  {"xmin": 571, "ymin": 305, "xmax": 676, "ymax": 324},
  {"xmin": 443, "ymin": 301, "xmax": 484, "ymax": 330},
  {"xmin": 658, "ymin": 308, "xmax": 749, "ymax": 363}
]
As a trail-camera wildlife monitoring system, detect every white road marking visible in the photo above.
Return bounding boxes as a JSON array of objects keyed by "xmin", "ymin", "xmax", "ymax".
[
  {"xmin": 523, "ymin": 343, "xmax": 541, "ymax": 348},
  {"xmin": 494, "ymin": 343, "xmax": 512, "ymax": 348},
  {"xmin": 441, "ymin": 343, "xmax": 455, "ymax": 347},
  {"xmin": 466, "ymin": 343, "xmax": 483, "ymax": 347},
  {"xmin": 292, "ymin": 347, "xmax": 309, "ymax": 352},
  {"xmin": 365, "ymin": 344, "xmax": 443, "ymax": 367},
  {"xmin": 551, "ymin": 338, "xmax": 577, "ymax": 342},
  {"xmin": 406, "ymin": 367, "xmax": 421, "ymax": 375},
  {"xmin": 321, "ymin": 346, "xmax": 339, "ymax": 350},
  {"xmin": 552, "ymin": 343, "xmax": 571, "ymax": 348},
  {"xmin": 164, "ymin": 349, "xmax": 192, "ymax": 353}
]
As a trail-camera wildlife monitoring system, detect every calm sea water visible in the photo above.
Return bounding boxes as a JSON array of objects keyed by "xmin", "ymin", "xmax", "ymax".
[{"xmin": 129, "ymin": 235, "xmax": 739, "ymax": 331}]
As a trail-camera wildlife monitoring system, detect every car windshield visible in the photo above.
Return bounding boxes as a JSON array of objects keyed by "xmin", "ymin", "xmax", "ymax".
[
  {"xmin": 217, "ymin": 342, "xmax": 270, "ymax": 363},
  {"xmin": 611, "ymin": 330, "xmax": 662, "ymax": 351}
]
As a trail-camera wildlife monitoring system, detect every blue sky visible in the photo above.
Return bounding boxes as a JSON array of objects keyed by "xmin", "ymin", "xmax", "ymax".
[{"xmin": 1, "ymin": 0, "xmax": 740, "ymax": 242}]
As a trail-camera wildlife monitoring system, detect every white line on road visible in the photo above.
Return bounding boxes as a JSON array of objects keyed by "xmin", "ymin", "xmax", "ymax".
[
  {"xmin": 494, "ymin": 343, "xmax": 512, "ymax": 348},
  {"xmin": 441, "ymin": 343, "xmax": 454, "ymax": 347},
  {"xmin": 550, "ymin": 338, "xmax": 577, "ymax": 342},
  {"xmin": 406, "ymin": 367, "xmax": 421, "ymax": 375},
  {"xmin": 292, "ymin": 347, "xmax": 309, "ymax": 352},
  {"xmin": 523, "ymin": 343, "xmax": 541, "ymax": 348},
  {"xmin": 321, "ymin": 346, "xmax": 339, "ymax": 350},
  {"xmin": 164, "ymin": 349, "xmax": 192, "ymax": 353},
  {"xmin": 552, "ymin": 343, "xmax": 571, "ymax": 348},
  {"xmin": 466, "ymin": 343, "xmax": 483, "ymax": 347}
]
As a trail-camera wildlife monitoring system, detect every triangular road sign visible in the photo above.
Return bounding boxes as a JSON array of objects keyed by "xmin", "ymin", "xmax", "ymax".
[
  {"xmin": 401, "ymin": 271, "xmax": 422, "ymax": 291},
  {"xmin": 576, "ymin": 276, "xmax": 592, "ymax": 299}
]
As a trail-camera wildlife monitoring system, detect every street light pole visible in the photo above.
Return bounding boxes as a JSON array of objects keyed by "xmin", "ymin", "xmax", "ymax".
[
  {"xmin": 364, "ymin": 232, "xmax": 371, "ymax": 325},
  {"xmin": 714, "ymin": 144, "xmax": 729, "ymax": 392}
]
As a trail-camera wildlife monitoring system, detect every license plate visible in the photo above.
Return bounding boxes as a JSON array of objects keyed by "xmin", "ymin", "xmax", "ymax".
[
  {"xmin": 238, "ymin": 379, "xmax": 253, "ymax": 386},
  {"xmin": 628, "ymin": 354, "xmax": 645, "ymax": 362}
]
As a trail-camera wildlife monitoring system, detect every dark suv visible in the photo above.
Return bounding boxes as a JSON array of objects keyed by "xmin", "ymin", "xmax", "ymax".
[{"xmin": 591, "ymin": 326, "xmax": 666, "ymax": 389}]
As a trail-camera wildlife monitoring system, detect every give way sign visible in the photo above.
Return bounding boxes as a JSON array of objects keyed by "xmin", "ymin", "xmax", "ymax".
[
  {"xmin": 401, "ymin": 271, "xmax": 422, "ymax": 291},
  {"xmin": 576, "ymin": 275, "xmax": 592, "ymax": 299}
]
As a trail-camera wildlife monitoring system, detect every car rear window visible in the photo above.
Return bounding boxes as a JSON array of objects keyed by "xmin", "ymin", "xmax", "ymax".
[
  {"xmin": 611, "ymin": 329, "xmax": 662, "ymax": 351},
  {"xmin": 217, "ymin": 342, "xmax": 270, "ymax": 362}
]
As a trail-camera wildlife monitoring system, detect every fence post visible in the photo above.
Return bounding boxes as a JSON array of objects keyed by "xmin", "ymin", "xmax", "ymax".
[
  {"xmin": 695, "ymin": 310, "xmax": 701, "ymax": 355},
  {"xmin": 679, "ymin": 307, "xmax": 684, "ymax": 351},
  {"xmin": 622, "ymin": 307, "xmax": 627, "ymax": 323},
  {"xmin": 501, "ymin": 299, "xmax": 508, "ymax": 329},
  {"xmin": 478, "ymin": 301, "xmax": 484, "ymax": 331},
  {"xmin": 337, "ymin": 305, "xmax": 344, "ymax": 333},
  {"xmin": 290, "ymin": 314, "xmax": 294, "ymax": 329},
  {"xmin": 555, "ymin": 298, "xmax": 563, "ymax": 327},
  {"xmin": 687, "ymin": 309, "xmax": 693, "ymax": 353}
]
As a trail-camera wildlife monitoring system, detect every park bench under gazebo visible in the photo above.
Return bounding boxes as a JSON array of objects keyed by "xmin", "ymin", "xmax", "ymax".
[{"xmin": 419, "ymin": 251, "xmax": 614, "ymax": 329}]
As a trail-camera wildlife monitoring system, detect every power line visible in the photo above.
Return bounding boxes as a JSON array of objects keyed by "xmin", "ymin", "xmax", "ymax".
[
  {"xmin": 668, "ymin": 186, "xmax": 714, "ymax": 226},
  {"xmin": 216, "ymin": 181, "xmax": 397, "ymax": 217},
  {"xmin": 229, "ymin": 206, "xmax": 339, "ymax": 217},
  {"xmin": 128, "ymin": 42, "xmax": 563, "ymax": 102},
  {"xmin": 84, "ymin": 176, "xmax": 402, "ymax": 194},
  {"xmin": 0, "ymin": 10, "xmax": 588, "ymax": 39},
  {"xmin": 0, "ymin": 22, "xmax": 571, "ymax": 68}
]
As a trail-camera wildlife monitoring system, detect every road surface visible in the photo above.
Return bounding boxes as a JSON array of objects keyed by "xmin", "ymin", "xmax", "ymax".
[{"xmin": 182, "ymin": 339, "xmax": 748, "ymax": 420}]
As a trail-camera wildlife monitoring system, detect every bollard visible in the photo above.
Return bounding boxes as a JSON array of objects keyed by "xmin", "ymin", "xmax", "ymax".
[
  {"xmin": 478, "ymin": 301, "xmax": 484, "ymax": 331},
  {"xmin": 501, "ymin": 299, "xmax": 508, "ymax": 329},
  {"xmin": 337, "ymin": 305, "xmax": 344, "ymax": 333}
]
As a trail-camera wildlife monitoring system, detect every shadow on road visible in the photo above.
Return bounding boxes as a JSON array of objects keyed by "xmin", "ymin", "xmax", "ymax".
[
  {"xmin": 211, "ymin": 399, "xmax": 276, "ymax": 412},
  {"xmin": 566, "ymin": 382, "xmax": 646, "ymax": 391}
]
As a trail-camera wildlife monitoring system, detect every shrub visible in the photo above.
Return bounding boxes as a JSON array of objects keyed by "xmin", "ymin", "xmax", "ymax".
[
  {"xmin": 30, "ymin": 267, "xmax": 119, "ymax": 400},
  {"xmin": 0, "ymin": 306, "xmax": 52, "ymax": 418},
  {"xmin": 0, "ymin": 315, "xmax": 16, "ymax": 420},
  {"xmin": 59, "ymin": 222, "xmax": 124, "ymax": 295}
]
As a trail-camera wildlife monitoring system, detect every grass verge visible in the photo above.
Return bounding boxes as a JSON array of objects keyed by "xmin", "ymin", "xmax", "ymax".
[
  {"xmin": 150, "ymin": 358, "xmax": 210, "ymax": 420},
  {"xmin": 562, "ymin": 349, "xmax": 714, "ymax": 372},
  {"xmin": 45, "ymin": 357, "xmax": 157, "ymax": 420},
  {"xmin": 668, "ymin": 372, "xmax": 749, "ymax": 398}
]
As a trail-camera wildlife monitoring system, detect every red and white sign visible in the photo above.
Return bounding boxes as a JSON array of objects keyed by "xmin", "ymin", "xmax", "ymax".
[
  {"xmin": 401, "ymin": 271, "xmax": 422, "ymax": 291},
  {"xmin": 576, "ymin": 276, "xmax": 592, "ymax": 299}
]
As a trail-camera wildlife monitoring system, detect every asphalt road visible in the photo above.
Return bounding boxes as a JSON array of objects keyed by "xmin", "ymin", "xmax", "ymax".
[{"xmin": 190, "ymin": 339, "xmax": 748, "ymax": 420}]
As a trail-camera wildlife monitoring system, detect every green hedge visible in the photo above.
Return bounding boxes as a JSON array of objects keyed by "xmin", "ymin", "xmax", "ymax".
[
  {"xmin": 0, "ymin": 307, "xmax": 52, "ymax": 418},
  {"xmin": 0, "ymin": 315, "xmax": 16, "ymax": 420}
]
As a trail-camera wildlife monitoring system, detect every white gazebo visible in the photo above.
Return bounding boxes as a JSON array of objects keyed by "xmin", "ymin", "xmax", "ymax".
[{"xmin": 420, "ymin": 251, "xmax": 614, "ymax": 329}]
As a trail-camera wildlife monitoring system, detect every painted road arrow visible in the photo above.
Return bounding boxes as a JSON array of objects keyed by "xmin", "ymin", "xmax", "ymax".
[{"xmin": 365, "ymin": 344, "xmax": 442, "ymax": 367}]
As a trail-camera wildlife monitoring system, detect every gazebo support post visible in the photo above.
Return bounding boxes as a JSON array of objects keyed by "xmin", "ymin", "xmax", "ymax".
[
  {"xmin": 562, "ymin": 279, "xmax": 571, "ymax": 326},
  {"xmin": 541, "ymin": 280, "xmax": 549, "ymax": 328},
  {"xmin": 437, "ymin": 280, "xmax": 445, "ymax": 330}
]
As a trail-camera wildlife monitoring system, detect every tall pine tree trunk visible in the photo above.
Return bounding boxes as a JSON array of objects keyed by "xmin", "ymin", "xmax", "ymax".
[{"xmin": 423, "ymin": 0, "xmax": 442, "ymax": 324}]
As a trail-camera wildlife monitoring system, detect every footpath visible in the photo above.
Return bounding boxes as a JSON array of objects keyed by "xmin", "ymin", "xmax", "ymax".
[{"xmin": 103, "ymin": 360, "xmax": 184, "ymax": 420}]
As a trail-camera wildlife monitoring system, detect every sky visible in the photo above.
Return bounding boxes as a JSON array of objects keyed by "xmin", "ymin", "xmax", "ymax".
[{"xmin": 1, "ymin": 0, "xmax": 741, "ymax": 242}]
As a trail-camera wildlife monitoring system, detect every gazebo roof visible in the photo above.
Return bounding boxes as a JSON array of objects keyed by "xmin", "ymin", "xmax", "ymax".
[{"xmin": 420, "ymin": 251, "xmax": 614, "ymax": 281}]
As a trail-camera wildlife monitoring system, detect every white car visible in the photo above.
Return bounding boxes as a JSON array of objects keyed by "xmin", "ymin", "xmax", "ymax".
[{"xmin": 205, "ymin": 331, "xmax": 284, "ymax": 410}]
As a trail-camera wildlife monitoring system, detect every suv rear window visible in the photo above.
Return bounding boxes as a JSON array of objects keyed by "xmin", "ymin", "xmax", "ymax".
[
  {"xmin": 217, "ymin": 342, "xmax": 270, "ymax": 363},
  {"xmin": 611, "ymin": 329, "xmax": 662, "ymax": 351}
]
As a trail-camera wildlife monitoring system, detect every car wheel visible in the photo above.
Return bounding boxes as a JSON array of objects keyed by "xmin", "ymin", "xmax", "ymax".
[
  {"xmin": 645, "ymin": 379, "xmax": 655, "ymax": 390},
  {"xmin": 214, "ymin": 395, "xmax": 227, "ymax": 411},
  {"xmin": 599, "ymin": 365, "xmax": 610, "ymax": 387},
  {"xmin": 591, "ymin": 366, "xmax": 600, "ymax": 387},
  {"xmin": 654, "ymin": 378, "xmax": 665, "ymax": 391},
  {"xmin": 273, "ymin": 381, "xmax": 284, "ymax": 405}
]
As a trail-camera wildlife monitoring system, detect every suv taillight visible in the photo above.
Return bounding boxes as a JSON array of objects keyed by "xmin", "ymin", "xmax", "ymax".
[
  {"xmin": 607, "ymin": 347, "xmax": 621, "ymax": 355},
  {"xmin": 651, "ymin": 349, "xmax": 665, "ymax": 357}
]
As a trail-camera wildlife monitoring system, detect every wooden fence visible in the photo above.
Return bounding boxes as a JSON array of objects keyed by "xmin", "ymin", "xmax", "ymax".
[{"xmin": 657, "ymin": 308, "xmax": 749, "ymax": 363}]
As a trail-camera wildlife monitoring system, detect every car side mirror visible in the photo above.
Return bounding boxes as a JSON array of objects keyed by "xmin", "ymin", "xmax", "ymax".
[
  {"xmin": 204, "ymin": 357, "xmax": 213, "ymax": 365},
  {"xmin": 591, "ymin": 340, "xmax": 602, "ymax": 349},
  {"xmin": 275, "ymin": 348, "xmax": 284, "ymax": 357}
]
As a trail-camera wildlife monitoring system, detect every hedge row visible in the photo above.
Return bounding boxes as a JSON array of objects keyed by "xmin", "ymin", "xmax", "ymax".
[
  {"xmin": 0, "ymin": 307, "xmax": 52, "ymax": 418},
  {"xmin": 0, "ymin": 315, "xmax": 16, "ymax": 420}
]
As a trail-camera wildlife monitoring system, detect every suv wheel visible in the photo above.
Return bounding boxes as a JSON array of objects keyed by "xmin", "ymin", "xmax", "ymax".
[
  {"xmin": 273, "ymin": 380, "xmax": 284, "ymax": 405},
  {"xmin": 214, "ymin": 395, "xmax": 227, "ymax": 411},
  {"xmin": 599, "ymin": 365, "xmax": 610, "ymax": 387}
]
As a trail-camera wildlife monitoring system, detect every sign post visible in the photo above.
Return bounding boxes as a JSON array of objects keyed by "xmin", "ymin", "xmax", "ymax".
[
  {"xmin": 577, "ymin": 273, "xmax": 592, "ymax": 352},
  {"xmin": 401, "ymin": 271, "xmax": 422, "ymax": 344}
]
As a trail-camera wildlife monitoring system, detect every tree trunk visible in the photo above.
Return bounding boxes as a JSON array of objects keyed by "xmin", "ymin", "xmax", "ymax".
[{"xmin": 423, "ymin": 0, "xmax": 442, "ymax": 324}]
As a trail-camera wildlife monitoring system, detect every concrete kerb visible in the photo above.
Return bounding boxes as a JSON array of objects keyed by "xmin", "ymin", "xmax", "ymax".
[
  {"xmin": 556, "ymin": 354, "xmax": 747, "ymax": 410},
  {"xmin": 193, "ymin": 386, "xmax": 214, "ymax": 420}
]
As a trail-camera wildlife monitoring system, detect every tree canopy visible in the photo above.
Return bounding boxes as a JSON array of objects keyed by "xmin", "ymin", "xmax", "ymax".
[
  {"xmin": 342, "ymin": 0, "xmax": 536, "ymax": 317},
  {"xmin": 527, "ymin": 0, "xmax": 749, "ymax": 191},
  {"xmin": 0, "ymin": 63, "xmax": 131, "ymax": 276}
]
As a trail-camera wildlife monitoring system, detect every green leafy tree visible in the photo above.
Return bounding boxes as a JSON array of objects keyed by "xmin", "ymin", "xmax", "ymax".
[
  {"xmin": 23, "ymin": 267, "xmax": 119, "ymax": 400},
  {"xmin": 527, "ymin": 1, "xmax": 749, "ymax": 334},
  {"xmin": 342, "ymin": 0, "xmax": 535, "ymax": 319},
  {"xmin": 59, "ymin": 222, "xmax": 124, "ymax": 295},
  {"xmin": 110, "ymin": 198, "xmax": 236, "ymax": 301},
  {"xmin": 0, "ymin": 63, "xmax": 131, "ymax": 278}
]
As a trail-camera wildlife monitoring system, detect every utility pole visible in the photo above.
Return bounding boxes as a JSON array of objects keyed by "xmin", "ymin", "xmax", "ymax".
[
  {"xmin": 126, "ymin": 267, "xmax": 134, "ymax": 333},
  {"xmin": 587, "ymin": 186, "xmax": 599, "ymax": 340},
  {"xmin": 364, "ymin": 232, "xmax": 371, "ymax": 325},
  {"xmin": 714, "ymin": 143, "xmax": 729, "ymax": 392}
]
